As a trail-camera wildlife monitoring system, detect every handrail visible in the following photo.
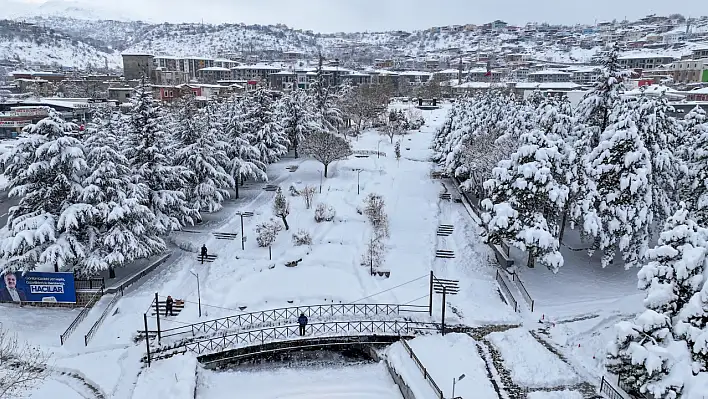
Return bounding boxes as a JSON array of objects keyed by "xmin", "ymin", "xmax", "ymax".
[
  {"xmin": 84, "ymin": 294, "xmax": 120, "ymax": 346},
  {"xmin": 510, "ymin": 272, "xmax": 535, "ymax": 312},
  {"xmin": 182, "ymin": 320, "xmax": 438, "ymax": 356},
  {"xmin": 600, "ymin": 375, "xmax": 628, "ymax": 399},
  {"xmin": 400, "ymin": 338, "xmax": 446, "ymax": 399},
  {"xmin": 160, "ymin": 302, "xmax": 429, "ymax": 339},
  {"xmin": 74, "ymin": 277, "xmax": 105, "ymax": 291},
  {"xmin": 495, "ymin": 270, "xmax": 517, "ymax": 312},
  {"xmin": 60, "ymin": 287, "xmax": 103, "ymax": 345}
]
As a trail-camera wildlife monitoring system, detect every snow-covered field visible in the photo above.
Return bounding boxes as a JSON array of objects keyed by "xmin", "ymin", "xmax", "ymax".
[{"xmin": 197, "ymin": 362, "xmax": 403, "ymax": 399}]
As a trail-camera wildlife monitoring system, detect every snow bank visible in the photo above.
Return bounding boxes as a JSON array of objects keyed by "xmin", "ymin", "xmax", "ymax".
[
  {"xmin": 488, "ymin": 328, "xmax": 579, "ymax": 388},
  {"xmin": 527, "ymin": 390, "xmax": 583, "ymax": 399},
  {"xmin": 132, "ymin": 355, "xmax": 197, "ymax": 399},
  {"xmin": 386, "ymin": 342, "xmax": 447, "ymax": 398},
  {"xmin": 198, "ymin": 362, "xmax": 403, "ymax": 399}
]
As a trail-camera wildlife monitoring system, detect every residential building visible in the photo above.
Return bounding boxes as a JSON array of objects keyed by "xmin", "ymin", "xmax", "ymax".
[
  {"xmin": 231, "ymin": 64, "xmax": 283, "ymax": 84},
  {"xmin": 213, "ymin": 59, "xmax": 239, "ymax": 69},
  {"xmin": 398, "ymin": 71, "xmax": 432, "ymax": 86},
  {"xmin": 466, "ymin": 68, "xmax": 503, "ymax": 82},
  {"xmin": 183, "ymin": 57, "xmax": 214, "ymax": 79},
  {"xmin": 667, "ymin": 59, "xmax": 708, "ymax": 83},
  {"xmin": 122, "ymin": 53, "xmax": 155, "ymax": 80},
  {"xmin": 568, "ymin": 66, "xmax": 603, "ymax": 85},
  {"xmin": 527, "ymin": 69, "xmax": 572, "ymax": 83},
  {"xmin": 107, "ymin": 87, "xmax": 133, "ymax": 103},
  {"xmin": 154, "ymin": 68, "xmax": 190, "ymax": 85},
  {"xmin": 693, "ymin": 48, "xmax": 708, "ymax": 59},
  {"xmin": 197, "ymin": 67, "xmax": 231, "ymax": 84},
  {"xmin": 618, "ymin": 54, "xmax": 677, "ymax": 69},
  {"xmin": 683, "ymin": 87, "xmax": 708, "ymax": 101}
]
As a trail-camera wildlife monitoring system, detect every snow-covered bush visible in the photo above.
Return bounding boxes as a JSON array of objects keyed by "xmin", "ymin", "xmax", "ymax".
[
  {"xmin": 363, "ymin": 193, "xmax": 389, "ymax": 236},
  {"xmin": 256, "ymin": 218, "xmax": 283, "ymax": 248},
  {"xmin": 361, "ymin": 232, "xmax": 385, "ymax": 270},
  {"xmin": 302, "ymin": 185, "xmax": 316, "ymax": 209},
  {"xmin": 394, "ymin": 141, "xmax": 401, "ymax": 160},
  {"xmin": 292, "ymin": 230, "xmax": 313, "ymax": 246},
  {"xmin": 314, "ymin": 202, "xmax": 336, "ymax": 222},
  {"xmin": 406, "ymin": 108, "xmax": 425, "ymax": 129}
]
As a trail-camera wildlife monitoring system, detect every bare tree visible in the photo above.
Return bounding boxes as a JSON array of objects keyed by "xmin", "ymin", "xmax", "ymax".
[
  {"xmin": 0, "ymin": 325, "xmax": 50, "ymax": 398},
  {"xmin": 300, "ymin": 131, "xmax": 353, "ymax": 178},
  {"xmin": 341, "ymin": 83, "xmax": 389, "ymax": 136},
  {"xmin": 301, "ymin": 186, "xmax": 316, "ymax": 209},
  {"xmin": 273, "ymin": 187, "xmax": 290, "ymax": 230},
  {"xmin": 363, "ymin": 193, "xmax": 389, "ymax": 237}
]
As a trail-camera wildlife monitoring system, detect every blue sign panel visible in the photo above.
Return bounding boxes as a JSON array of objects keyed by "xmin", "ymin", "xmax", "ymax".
[{"xmin": 0, "ymin": 272, "xmax": 76, "ymax": 304}]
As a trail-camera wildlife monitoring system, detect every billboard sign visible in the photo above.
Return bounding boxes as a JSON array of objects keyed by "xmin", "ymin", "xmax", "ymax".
[{"xmin": 0, "ymin": 271, "xmax": 76, "ymax": 304}]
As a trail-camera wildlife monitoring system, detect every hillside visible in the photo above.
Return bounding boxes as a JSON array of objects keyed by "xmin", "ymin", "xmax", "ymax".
[{"xmin": 2, "ymin": 14, "xmax": 708, "ymax": 70}]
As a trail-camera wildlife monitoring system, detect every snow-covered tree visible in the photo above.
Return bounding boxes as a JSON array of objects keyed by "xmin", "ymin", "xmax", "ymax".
[
  {"xmin": 310, "ymin": 54, "xmax": 344, "ymax": 132},
  {"xmin": 221, "ymin": 97, "xmax": 267, "ymax": 199},
  {"xmin": 395, "ymin": 140, "xmax": 401, "ymax": 161},
  {"xmin": 0, "ymin": 111, "xmax": 92, "ymax": 273},
  {"xmin": 314, "ymin": 202, "xmax": 336, "ymax": 222},
  {"xmin": 384, "ymin": 109, "xmax": 409, "ymax": 143},
  {"xmin": 273, "ymin": 187, "xmax": 290, "ymax": 230},
  {"xmin": 584, "ymin": 100, "xmax": 652, "ymax": 268},
  {"xmin": 683, "ymin": 106, "xmax": 708, "ymax": 224},
  {"xmin": 0, "ymin": 325, "xmax": 50, "ymax": 398},
  {"xmin": 292, "ymin": 230, "xmax": 312, "ymax": 246},
  {"xmin": 607, "ymin": 311, "xmax": 684, "ymax": 398},
  {"xmin": 300, "ymin": 130, "xmax": 352, "ymax": 178},
  {"xmin": 676, "ymin": 281, "xmax": 708, "ymax": 374},
  {"xmin": 81, "ymin": 109, "xmax": 165, "ymax": 275},
  {"xmin": 255, "ymin": 218, "xmax": 283, "ymax": 259},
  {"xmin": 123, "ymin": 85, "xmax": 196, "ymax": 234},
  {"xmin": 173, "ymin": 97, "xmax": 234, "ymax": 214},
  {"xmin": 301, "ymin": 185, "xmax": 316, "ymax": 209},
  {"xmin": 280, "ymin": 89, "xmax": 322, "ymax": 158},
  {"xmin": 243, "ymin": 88, "xmax": 289, "ymax": 165},
  {"xmin": 481, "ymin": 125, "xmax": 569, "ymax": 271}
]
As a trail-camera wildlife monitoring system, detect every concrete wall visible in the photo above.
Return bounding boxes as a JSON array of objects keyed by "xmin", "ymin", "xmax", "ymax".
[{"xmin": 385, "ymin": 359, "xmax": 419, "ymax": 399}]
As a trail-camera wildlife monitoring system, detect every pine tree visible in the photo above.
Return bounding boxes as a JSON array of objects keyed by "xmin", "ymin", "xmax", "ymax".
[
  {"xmin": 481, "ymin": 126, "xmax": 569, "ymax": 271},
  {"xmin": 0, "ymin": 111, "xmax": 92, "ymax": 273},
  {"xmin": 584, "ymin": 100, "xmax": 652, "ymax": 268},
  {"xmin": 244, "ymin": 88, "xmax": 288, "ymax": 165},
  {"xmin": 676, "ymin": 280, "xmax": 708, "ymax": 374},
  {"xmin": 683, "ymin": 106, "xmax": 708, "ymax": 224},
  {"xmin": 123, "ymin": 85, "xmax": 196, "ymax": 234},
  {"xmin": 222, "ymin": 97, "xmax": 267, "ymax": 199},
  {"xmin": 81, "ymin": 109, "xmax": 164, "ymax": 275},
  {"xmin": 280, "ymin": 89, "xmax": 322, "ymax": 158},
  {"xmin": 173, "ymin": 97, "xmax": 234, "ymax": 214},
  {"xmin": 310, "ymin": 54, "xmax": 344, "ymax": 132}
]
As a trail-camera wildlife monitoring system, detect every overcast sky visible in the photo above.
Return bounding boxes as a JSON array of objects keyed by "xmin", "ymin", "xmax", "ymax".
[{"xmin": 14, "ymin": 0, "xmax": 706, "ymax": 32}]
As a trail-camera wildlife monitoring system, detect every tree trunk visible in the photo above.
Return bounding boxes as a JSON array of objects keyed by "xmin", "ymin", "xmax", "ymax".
[
  {"xmin": 235, "ymin": 175, "xmax": 239, "ymax": 199},
  {"xmin": 269, "ymin": 246, "xmax": 272, "ymax": 260},
  {"xmin": 293, "ymin": 137, "xmax": 299, "ymax": 158},
  {"xmin": 324, "ymin": 163, "xmax": 329, "ymax": 178},
  {"xmin": 281, "ymin": 215, "xmax": 290, "ymax": 231},
  {"xmin": 559, "ymin": 208, "xmax": 568, "ymax": 244},
  {"xmin": 526, "ymin": 252, "xmax": 535, "ymax": 268}
]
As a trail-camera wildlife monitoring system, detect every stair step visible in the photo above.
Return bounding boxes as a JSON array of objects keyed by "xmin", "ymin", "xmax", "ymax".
[{"xmin": 436, "ymin": 249, "xmax": 455, "ymax": 259}]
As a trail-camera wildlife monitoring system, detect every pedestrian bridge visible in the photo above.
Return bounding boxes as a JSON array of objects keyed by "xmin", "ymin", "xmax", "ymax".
[
  {"xmin": 147, "ymin": 320, "xmax": 438, "ymax": 364},
  {"xmin": 156, "ymin": 303, "xmax": 430, "ymax": 343}
]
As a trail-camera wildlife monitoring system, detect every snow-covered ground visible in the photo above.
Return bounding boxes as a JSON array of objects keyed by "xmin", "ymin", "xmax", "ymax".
[{"xmin": 197, "ymin": 362, "xmax": 402, "ymax": 399}]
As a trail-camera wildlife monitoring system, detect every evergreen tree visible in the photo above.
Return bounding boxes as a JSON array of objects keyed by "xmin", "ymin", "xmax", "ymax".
[
  {"xmin": 481, "ymin": 126, "xmax": 569, "ymax": 271},
  {"xmin": 683, "ymin": 106, "xmax": 708, "ymax": 224},
  {"xmin": 123, "ymin": 85, "xmax": 195, "ymax": 234},
  {"xmin": 222, "ymin": 97, "xmax": 267, "ymax": 199},
  {"xmin": 81, "ymin": 109, "xmax": 164, "ymax": 275},
  {"xmin": 173, "ymin": 97, "xmax": 234, "ymax": 214},
  {"xmin": 280, "ymin": 89, "xmax": 322, "ymax": 158},
  {"xmin": 676, "ymin": 280, "xmax": 708, "ymax": 375},
  {"xmin": 0, "ymin": 111, "xmax": 92, "ymax": 273},
  {"xmin": 273, "ymin": 187, "xmax": 290, "ymax": 231},
  {"xmin": 310, "ymin": 54, "xmax": 344, "ymax": 132},
  {"xmin": 584, "ymin": 100, "xmax": 652, "ymax": 268},
  {"xmin": 243, "ymin": 88, "xmax": 288, "ymax": 165}
]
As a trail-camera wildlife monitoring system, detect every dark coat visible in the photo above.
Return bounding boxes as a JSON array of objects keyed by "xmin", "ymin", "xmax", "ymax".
[
  {"xmin": 201, "ymin": 246, "xmax": 208, "ymax": 256},
  {"xmin": 166, "ymin": 297, "xmax": 174, "ymax": 308},
  {"xmin": 0, "ymin": 287, "xmax": 27, "ymax": 303},
  {"xmin": 298, "ymin": 315, "xmax": 308, "ymax": 326}
]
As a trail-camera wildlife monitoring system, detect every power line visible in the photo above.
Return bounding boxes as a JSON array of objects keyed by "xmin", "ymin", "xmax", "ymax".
[{"xmin": 351, "ymin": 274, "xmax": 428, "ymax": 303}]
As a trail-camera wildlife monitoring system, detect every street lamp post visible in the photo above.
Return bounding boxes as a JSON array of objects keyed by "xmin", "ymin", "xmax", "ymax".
[
  {"xmin": 452, "ymin": 374, "xmax": 466, "ymax": 399},
  {"xmin": 235, "ymin": 211, "xmax": 254, "ymax": 250},
  {"xmin": 320, "ymin": 170, "xmax": 323, "ymax": 193},
  {"xmin": 189, "ymin": 269, "xmax": 201, "ymax": 318},
  {"xmin": 377, "ymin": 140, "xmax": 382, "ymax": 159},
  {"xmin": 353, "ymin": 168, "xmax": 363, "ymax": 195}
]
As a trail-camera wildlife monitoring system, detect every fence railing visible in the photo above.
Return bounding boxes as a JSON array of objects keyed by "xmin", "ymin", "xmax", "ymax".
[
  {"xmin": 495, "ymin": 270, "xmax": 517, "ymax": 312},
  {"xmin": 510, "ymin": 272, "xmax": 535, "ymax": 312},
  {"xmin": 107, "ymin": 252, "xmax": 171, "ymax": 296},
  {"xmin": 60, "ymin": 287, "xmax": 103, "ymax": 345},
  {"xmin": 600, "ymin": 375, "xmax": 629, "ymax": 399},
  {"xmin": 182, "ymin": 320, "xmax": 438, "ymax": 356},
  {"xmin": 400, "ymin": 338, "xmax": 446, "ymax": 399},
  {"xmin": 74, "ymin": 277, "xmax": 105, "ymax": 291},
  {"xmin": 161, "ymin": 303, "xmax": 429, "ymax": 339},
  {"xmin": 84, "ymin": 293, "xmax": 120, "ymax": 346}
]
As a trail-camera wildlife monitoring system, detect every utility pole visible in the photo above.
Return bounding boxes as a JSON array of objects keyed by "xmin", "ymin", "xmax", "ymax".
[
  {"xmin": 143, "ymin": 314, "xmax": 151, "ymax": 367},
  {"xmin": 429, "ymin": 271, "xmax": 434, "ymax": 316},
  {"xmin": 154, "ymin": 292, "xmax": 161, "ymax": 342},
  {"xmin": 441, "ymin": 286, "xmax": 447, "ymax": 336}
]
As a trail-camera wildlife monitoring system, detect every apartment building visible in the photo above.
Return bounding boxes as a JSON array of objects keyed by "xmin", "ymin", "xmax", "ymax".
[
  {"xmin": 618, "ymin": 54, "xmax": 677, "ymax": 69},
  {"xmin": 122, "ymin": 53, "xmax": 155, "ymax": 80},
  {"xmin": 527, "ymin": 69, "xmax": 572, "ymax": 83},
  {"xmin": 197, "ymin": 67, "xmax": 231, "ymax": 84},
  {"xmin": 232, "ymin": 64, "xmax": 284, "ymax": 84},
  {"xmin": 568, "ymin": 66, "xmax": 603, "ymax": 85},
  {"xmin": 667, "ymin": 59, "xmax": 708, "ymax": 83}
]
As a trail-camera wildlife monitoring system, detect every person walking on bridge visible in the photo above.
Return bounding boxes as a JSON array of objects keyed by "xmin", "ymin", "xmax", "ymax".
[{"xmin": 298, "ymin": 313, "xmax": 308, "ymax": 336}]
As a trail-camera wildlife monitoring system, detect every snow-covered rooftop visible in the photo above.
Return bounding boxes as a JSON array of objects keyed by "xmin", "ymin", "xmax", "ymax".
[
  {"xmin": 514, "ymin": 82, "xmax": 581, "ymax": 89},
  {"xmin": 198, "ymin": 67, "xmax": 230, "ymax": 72},
  {"xmin": 527, "ymin": 69, "xmax": 573, "ymax": 75}
]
